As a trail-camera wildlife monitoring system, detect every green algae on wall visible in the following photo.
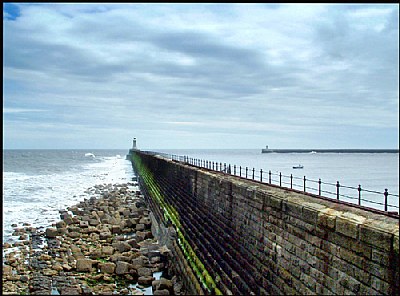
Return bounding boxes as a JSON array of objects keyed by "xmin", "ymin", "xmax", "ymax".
[{"xmin": 131, "ymin": 153, "xmax": 222, "ymax": 295}]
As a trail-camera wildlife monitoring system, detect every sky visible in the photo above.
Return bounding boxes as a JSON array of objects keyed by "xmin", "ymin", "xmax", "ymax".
[{"xmin": 3, "ymin": 3, "xmax": 399, "ymax": 150}]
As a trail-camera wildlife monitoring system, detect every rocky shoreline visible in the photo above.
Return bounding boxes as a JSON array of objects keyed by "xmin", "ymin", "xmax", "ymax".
[{"xmin": 3, "ymin": 182, "xmax": 184, "ymax": 295}]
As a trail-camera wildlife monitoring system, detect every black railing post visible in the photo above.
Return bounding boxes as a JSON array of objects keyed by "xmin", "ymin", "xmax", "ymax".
[
  {"xmin": 279, "ymin": 172, "xmax": 282, "ymax": 187},
  {"xmin": 224, "ymin": 163, "xmax": 226, "ymax": 172},
  {"xmin": 260, "ymin": 169, "xmax": 263, "ymax": 182},
  {"xmin": 290, "ymin": 174, "xmax": 293, "ymax": 189},
  {"xmin": 252, "ymin": 168, "xmax": 255, "ymax": 180},
  {"xmin": 228, "ymin": 164, "xmax": 231, "ymax": 174},
  {"xmin": 384, "ymin": 189, "xmax": 388, "ymax": 211},
  {"xmin": 358, "ymin": 185, "xmax": 362, "ymax": 205},
  {"xmin": 246, "ymin": 167, "xmax": 248, "ymax": 179},
  {"xmin": 304, "ymin": 176, "xmax": 306, "ymax": 192},
  {"xmin": 234, "ymin": 165, "xmax": 236, "ymax": 175},
  {"xmin": 269, "ymin": 170, "xmax": 271, "ymax": 184},
  {"xmin": 318, "ymin": 179, "xmax": 322, "ymax": 196},
  {"xmin": 336, "ymin": 181, "xmax": 340, "ymax": 200},
  {"xmin": 240, "ymin": 166, "xmax": 242, "ymax": 177}
]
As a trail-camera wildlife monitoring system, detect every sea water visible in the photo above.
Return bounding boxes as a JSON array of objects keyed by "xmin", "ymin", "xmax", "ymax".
[
  {"xmin": 3, "ymin": 149, "xmax": 135, "ymax": 244},
  {"xmin": 159, "ymin": 149, "xmax": 399, "ymax": 212},
  {"xmin": 3, "ymin": 149, "xmax": 399, "ymax": 245}
]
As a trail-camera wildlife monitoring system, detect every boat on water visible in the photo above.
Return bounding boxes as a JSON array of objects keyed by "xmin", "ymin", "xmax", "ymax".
[{"xmin": 293, "ymin": 164, "xmax": 304, "ymax": 169}]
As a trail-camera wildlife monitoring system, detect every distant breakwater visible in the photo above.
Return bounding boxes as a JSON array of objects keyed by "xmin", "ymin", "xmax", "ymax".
[{"xmin": 261, "ymin": 148, "xmax": 399, "ymax": 153}]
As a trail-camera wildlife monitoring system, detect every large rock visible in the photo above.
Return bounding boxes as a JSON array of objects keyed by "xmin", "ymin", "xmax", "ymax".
[
  {"xmin": 153, "ymin": 290, "xmax": 170, "ymax": 295},
  {"xmin": 137, "ymin": 267, "xmax": 152, "ymax": 277},
  {"xmin": 102, "ymin": 246, "xmax": 114, "ymax": 256},
  {"xmin": 137, "ymin": 276, "xmax": 154, "ymax": 286},
  {"xmin": 99, "ymin": 262, "xmax": 116, "ymax": 274},
  {"xmin": 56, "ymin": 221, "xmax": 66, "ymax": 229},
  {"xmin": 152, "ymin": 278, "xmax": 173, "ymax": 292},
  {"xmin": 131, "ymin": 256, "xmax": 147, "ymax": 269},
  {"xmin": 79, "ymin": 221, "xmax": 89, "ymax": 228},
  {"xmin": 76, "ymin": 259, "xmax": 93, "ymax": 272},
  {"xmin": 99, "ymin": 232, "xmax": 112, "ymax": 240},
  {"xmin": 112, "ymin": 241, "xmax": 131, "ymax": 253},
  {"xmin": 115, "ymin": 261, "xmax": 130, "ymax": 275},
  {"xmin": 45, "ymin": 227, "xmax": 58, "ymax": 238}
]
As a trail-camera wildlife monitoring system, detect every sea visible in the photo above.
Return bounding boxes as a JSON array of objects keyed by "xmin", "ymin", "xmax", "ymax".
[{"xmin": 3, "ymin": 149, "xmax": 399, "ymax": 245}]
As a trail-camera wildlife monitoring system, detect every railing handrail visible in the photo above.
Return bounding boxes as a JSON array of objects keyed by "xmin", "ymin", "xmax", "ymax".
[{"xmin": 136, "ymin": 150, "xmax": 399, "ymax": 216}]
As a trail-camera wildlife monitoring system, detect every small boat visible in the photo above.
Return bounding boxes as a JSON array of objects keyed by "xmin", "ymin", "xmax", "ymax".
[{"xmin": 293, "ymin": 164, "xmax": 304, "ymax": 169}]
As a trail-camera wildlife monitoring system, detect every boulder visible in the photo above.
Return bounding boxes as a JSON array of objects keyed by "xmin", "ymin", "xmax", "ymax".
[
  {"xmin": 112, "ymin": 241, "xmax": 131, "ymax": 253},
  {"xmin": 136, "ymin": 224, "xmax": 145, "ymax": 231},
  {"xmin": 111, "ymin": 225, "xmax": 122, "ymax": 234},
  {"xmin": 152, "ymin": 278, "xmax": 173, "ymax": 292},
  {"xmin": 80, "ymin": 221, "xmax": 89, "ymax": 228},
  {"xmin": 99, "ymin": 262, "xmax": 116, "ymax": 274},
  {"xmin": 99, "ymin": 232, "xmax": 112, "ymax": 240},
  {"xmin": 115, "ymin": 261, "xmax": 130, "ymax": 275},
  {"xmin": 56, "ymin": 221, "xmax": 67, "ymax": 229},
  {"xmin": 76, "ymin": 259, "xmax": 93, "ymax": 272},
  {"xmin": 137, "ymin": 276, "xmax": 154, "ymax": 286},
  {"xmin": 137, "ymin": 267, "xmax": 152, "ymax": 277},
  {"xmin": 45, "ymin": 227, "xmax": 58, "ymax": 238},
  {"xmin": 153, "ymin": 290, "xmax": 170, "ymax": 295},
  {"xmin": 102, "ymin": 246, "xmax": 114, "ymax": 256}
]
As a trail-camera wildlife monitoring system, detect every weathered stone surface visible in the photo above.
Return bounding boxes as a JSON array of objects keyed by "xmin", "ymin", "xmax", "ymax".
[
  {"xmin": 56, "ymin": 221, "xmax": 66, "ymax": 229},
  {"xmin": 137, "ymin": 267, "xmax": 152, "ymax": 277},
  {"xmin": 113, "ymin": 241, "xmax": 131, "ymax": 253},
  {"xmin": 115, "ymin": 261, "xmax": 130, "ymax": 275},
  {"xmin": 136, "ymin": 224, "xmax": 145, "ymax": 231},
  {"xmin": 68, "ymin": 231, "xmax": 81, "ymax": 238},
  {"xmin": 76, "ymin": 259, "xmax": 93, "ymax": 272},
  {"xmin": 102, "ymin": 246, "xmax": 115, "ymax": 256},
  {"xmin": 99, "ymin": 262, "xmax": 116, "ymax": 274},
  {"xmin": 3, "ymin": 265, "xmax": 12, "ymax": 275},
  {"xmin": 153, "ymin": 290, "xmax": 170, "ymax": 295},
  {"xmin": 152, "ymin": 278, "xmax": 173, "ymax": 292},
  {"xmin": 137, "ymin": 276, "xmax": 154, "ymax": 286},
  {"xmin": 45, "ymin": 227, "xmax": 58, "ymax": 238}
]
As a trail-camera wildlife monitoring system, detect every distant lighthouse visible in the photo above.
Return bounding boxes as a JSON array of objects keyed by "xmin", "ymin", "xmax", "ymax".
[{"xmin": 132, "ymin": 138, "xmax": 137, "ymax": 149}]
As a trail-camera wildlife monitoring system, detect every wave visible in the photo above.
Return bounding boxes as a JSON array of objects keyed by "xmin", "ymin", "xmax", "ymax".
[{"xmin": 85, "ymin": 153, "xmax": 96, "ymax": 158}]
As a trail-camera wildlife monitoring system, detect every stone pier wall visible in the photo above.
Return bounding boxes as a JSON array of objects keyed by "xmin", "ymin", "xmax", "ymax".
[{"xmin": 130, "ymin": 151, "xmax": 399, "ymax": 295}]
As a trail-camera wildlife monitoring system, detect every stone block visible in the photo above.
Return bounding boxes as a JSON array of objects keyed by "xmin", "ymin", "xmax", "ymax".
[
  {"xmin": 102, "ymin": 246, "xmax": 114, "ymax": 256},
  {"xmin": 359, "ymin": 224, "xmax": 393, "ymax": 251},
  {"xmin": 80, "ymin": 221, "xmax": 89, "ymax": 228},
  {"xmin": 56, "ymin": 220, "xmax": 66, "ymax": 229},
  {"xmin": 99, "ymin": 262, "xmax": 116, "ymax": 274},
  {"xmin": 136, "ymin": 223, "xmax": 145, "ymax": 231},
  {"xmin": 302, "ymin": 206, "xmax": 318, "ymax": 225},
  {"xmin": 115, "ymin": 261, "xmax": 130, "ymax": 275},
  {"xmin": 317, "ymin": 212, "xmax": 336, "ymax": 230},
  {"xmin": 76, "ymin": 259, "xmax": 93, "ymax": 272},
  {"xmin": 335, "ymin": 217, "xmax": 359, "ymax": 239},
  {"xmin": 282, "ymin": 201, "xmax": 302, "ymax": 218},
  {"xmin": 270, "ymin": 196, "xmax": 282, "ymax": 210},
  {"xmin": 45, "ymin": 227, "xmax": 58, "ymax": 238}
]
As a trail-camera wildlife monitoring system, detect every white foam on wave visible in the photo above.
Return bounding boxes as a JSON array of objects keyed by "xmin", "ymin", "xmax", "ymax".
[{"xmin": 3, "ymin": 154, "xmax": 135, "ymax": 244}]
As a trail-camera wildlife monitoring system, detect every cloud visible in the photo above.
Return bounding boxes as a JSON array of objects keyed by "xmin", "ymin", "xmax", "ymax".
[
  {"xmin": 3, "ymin": 108, "xmax": 47, "ymax": 113},
  {"xmin": 3, "ymin": 3, "xmax": 399, "ymax": 149}
]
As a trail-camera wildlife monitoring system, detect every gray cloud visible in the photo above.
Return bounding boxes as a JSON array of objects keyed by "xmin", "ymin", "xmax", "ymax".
[{"xmin": 3, "ymin": 4, "xmax": 399, "ymax": 149}]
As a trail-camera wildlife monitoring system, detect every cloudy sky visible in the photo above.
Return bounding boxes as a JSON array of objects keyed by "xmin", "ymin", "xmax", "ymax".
[{"xmin": 3, "ymin": 3, "xmax": 399, "ymax": 149}]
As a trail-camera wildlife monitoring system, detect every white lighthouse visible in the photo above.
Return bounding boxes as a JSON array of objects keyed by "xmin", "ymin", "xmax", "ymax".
[{"xmin": 132, "ymin": 138, "xmax": 137, "ymax": 149}]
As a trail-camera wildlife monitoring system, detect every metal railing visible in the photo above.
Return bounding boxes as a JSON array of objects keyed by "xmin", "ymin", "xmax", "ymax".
[{"xmin": 138, "ymin": 151, "xmax": 399, "ymax": 216}]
